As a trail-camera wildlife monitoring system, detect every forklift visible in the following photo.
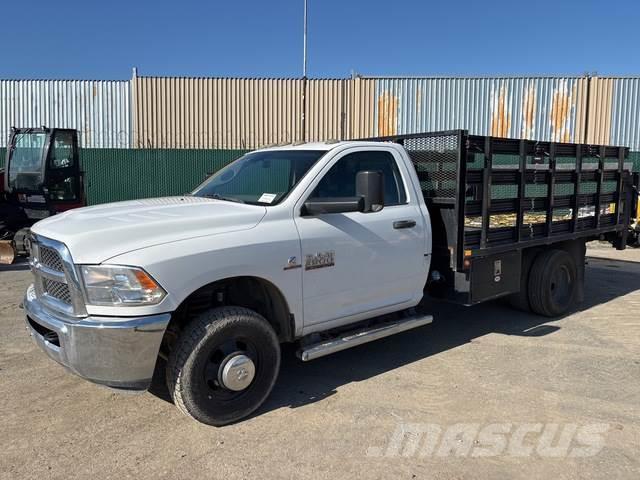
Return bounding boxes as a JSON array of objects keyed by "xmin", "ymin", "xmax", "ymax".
[{"xmin": 0, "ymin": 127, "xmax": 84, "ymax": 264}]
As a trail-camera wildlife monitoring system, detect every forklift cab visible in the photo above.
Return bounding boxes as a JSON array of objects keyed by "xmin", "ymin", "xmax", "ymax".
[{"xmin": 4, "ymin": 127, "xmax": 83, "ymax": 222}]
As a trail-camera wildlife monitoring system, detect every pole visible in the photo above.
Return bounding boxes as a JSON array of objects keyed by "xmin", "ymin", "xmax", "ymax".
[
  {"xmin": 301, "ymin": 0, "xmax": 308, "ymax": 142},
  {"xmin": 303, "ymin": 0, "xmax": 308, "ymax": 78}
]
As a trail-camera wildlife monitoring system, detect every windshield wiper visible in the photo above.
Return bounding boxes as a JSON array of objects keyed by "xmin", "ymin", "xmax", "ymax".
[{"xmin": 200, "ymin": 193, "xmax": 246, "ymax": 204}]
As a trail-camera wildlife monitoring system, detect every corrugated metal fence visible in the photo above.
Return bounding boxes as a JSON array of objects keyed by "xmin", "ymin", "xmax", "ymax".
[
  {"xmin": 131, "ymin": 75, "xmax": 640, "ymax": 151},
  {"xmin": 131, "ymin": 77, "xmax": 379, "ymax": 148},
  {"xmin": 372, "ymin": 77, "xmax": 590, "ymax": 143},
  {"xmin": 2, "ymin": 76, "xmax": 640, "ymax": 150},
  {"xmin": 132, "ymin": 77, "xmax": 302, "ymax": 149},
  {"xmin": 0, "ymin": 80, "xmax": 130, "ymax": 148},
  {"xmin": 370, "ymin": 77, "xmax": 638, "ymax": 150}
]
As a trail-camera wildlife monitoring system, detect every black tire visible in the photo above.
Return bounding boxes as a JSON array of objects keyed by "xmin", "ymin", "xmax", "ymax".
[
  {"xmin": 528, "ymin": 249, "xmax": 577, "ymax": 317},
  {"xmin": 507, "ymin": 250, "xmax": 537, "ymax": 313},
  {"xmin": 507, "ymin": 285, "xmax": 531, "ymax": 312},
  {"xmin": 166, "ymin": 306, "xmax": 280, "ymax": 426}
]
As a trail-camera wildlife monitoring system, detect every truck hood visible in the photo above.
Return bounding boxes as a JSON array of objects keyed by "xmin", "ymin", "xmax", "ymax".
[{"xmin": 31, "ymin": 196, "xmax": 267, "ymax": 264}]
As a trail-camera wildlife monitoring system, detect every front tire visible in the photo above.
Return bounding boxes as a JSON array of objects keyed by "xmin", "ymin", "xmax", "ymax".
[{"xmin": 166, "ymin": 306, "xmax": 281, "ymax": 426}]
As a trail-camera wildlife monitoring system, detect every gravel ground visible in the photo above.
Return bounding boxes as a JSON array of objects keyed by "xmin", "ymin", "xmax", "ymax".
[{"xmin": 1, "ymin": 243, "xmax": 639, "ymax": 479}]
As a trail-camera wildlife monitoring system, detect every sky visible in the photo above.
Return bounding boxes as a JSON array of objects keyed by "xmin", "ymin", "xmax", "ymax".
[{"xmin": 2, "ymin": 0, "xmax": 639, "ymax": 79}]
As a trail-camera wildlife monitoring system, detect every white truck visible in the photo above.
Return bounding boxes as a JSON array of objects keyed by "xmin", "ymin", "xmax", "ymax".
[{"xmin": 23, "ymin": 131, "xmax": 637, "ymax": 425}]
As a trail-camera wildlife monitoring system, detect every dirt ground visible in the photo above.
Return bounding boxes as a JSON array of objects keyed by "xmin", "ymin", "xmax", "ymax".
[{"xmin": 1, "ymin": 243, "xmax": 639, "ymax": 479}]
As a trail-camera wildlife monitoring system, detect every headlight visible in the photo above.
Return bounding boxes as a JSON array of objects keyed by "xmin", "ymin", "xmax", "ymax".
[{"xmin": 80, "ymin": 265, "xmax": 166, "ymax": 306}]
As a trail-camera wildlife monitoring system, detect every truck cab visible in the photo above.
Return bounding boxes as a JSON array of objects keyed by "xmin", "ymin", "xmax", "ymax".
[{"xmin": 23, "ymin": 140, "xmax": 433, "ymax": 425}]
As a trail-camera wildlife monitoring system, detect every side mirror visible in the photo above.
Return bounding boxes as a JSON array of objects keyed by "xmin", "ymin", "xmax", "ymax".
[
  {"xmin": 302, "ymin": 170, "xmax": 384, "ymax": 216},
  {"xmin": 303, "ymin": 196, "xmax": 364, "ymax": 215},
  {"xmin": 356, "ymin": 170, "xmax": 384, "ymax": 212}
]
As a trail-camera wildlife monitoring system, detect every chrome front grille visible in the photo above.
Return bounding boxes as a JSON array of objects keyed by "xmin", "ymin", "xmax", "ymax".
[
  {"xmin": 42, "ymin": 278, "xmax": 72, "ymax": 304},
  {"xmin": 29, "ymin": 234, "xmax": 87, "ymax": 317},
  {"xmin": 39, "ymin": 246, "xmax": 64, "ymax": 271}
]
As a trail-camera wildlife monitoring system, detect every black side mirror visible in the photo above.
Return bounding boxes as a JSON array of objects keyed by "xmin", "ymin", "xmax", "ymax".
[
  {"xmin": 302, "ymin": 170, "xmax": 384, "ymax": 216},
  {"xmin": 356, "ymin": 170, "xmax": 384, "ymax": 212},
  {"xmin": 303, "ymin": 196, "xmax": 364, "ymax": 215}
]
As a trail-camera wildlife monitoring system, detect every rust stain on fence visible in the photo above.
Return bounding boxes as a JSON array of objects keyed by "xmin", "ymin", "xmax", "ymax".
[
  {"xmin": 550, "ymin": 80, "xmax": 573, "ymax": 142},
  {"xmin": 521, "ymin": 84, "xmax": 537, "ymax": 139},
  {"xmin": 377, "ymin": 92, "xmax": 398, "ymax": 137},
  {"xmin": 491, "ymin": 86, "xmax": 511, "ymax": 137}
]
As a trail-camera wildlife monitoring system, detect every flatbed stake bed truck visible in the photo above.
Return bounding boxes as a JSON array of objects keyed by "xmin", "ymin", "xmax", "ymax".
[{"xmin": 22, "ymin": 130, "xmax": 638, "ymax": 425}]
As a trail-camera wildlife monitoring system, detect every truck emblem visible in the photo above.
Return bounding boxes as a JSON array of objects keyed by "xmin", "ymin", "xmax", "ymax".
[
  {"xmin": 304, "ymin": 251, "xmax": 335, "ymax": 271},
  {"xmin": 283, "ymin": 256, "xmax": 301, "ymax": 271}
]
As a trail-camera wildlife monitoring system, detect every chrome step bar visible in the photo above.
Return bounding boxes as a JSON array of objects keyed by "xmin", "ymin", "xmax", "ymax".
[{"xmin": 297, "ymin": 313, "xmax": 433, "ymax": 362}]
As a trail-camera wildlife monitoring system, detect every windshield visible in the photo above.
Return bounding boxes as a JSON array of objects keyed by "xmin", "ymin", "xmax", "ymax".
[
  {"xmin": 8, "ymin": 132, "xmax": 46, "ymax": 190},
  {"xmin": 192, "ymin": 150, "xmax": 326, "ymax": 205}
]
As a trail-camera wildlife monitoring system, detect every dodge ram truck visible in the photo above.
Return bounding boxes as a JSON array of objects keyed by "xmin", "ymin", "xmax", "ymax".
[{"xmin": 23, "ymin": 130, "xmax": 638, "ymax": 425}]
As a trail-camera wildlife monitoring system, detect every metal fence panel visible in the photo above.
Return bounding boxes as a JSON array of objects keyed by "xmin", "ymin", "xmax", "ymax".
[
  {"xmin": 372, "ymin": 77, "xmax": 588, "ymax": 143},
  {"xmin": 607, "ymin": 78, "xmax": 640, "ymax": 151},
  {"xmin": 0, "ymin": 80, "xmax": 130, "ymax": 148},
  {"xmin": 585, "ymin": 77, "xmax": 614, "ymax": 145},
  {"xmin": 349, "ymin": 77, "xmax": 377, "ymax": 139},
  {"xmin": 305, "ymin": 79, "xmax": 348, "ymax": 142},
  {"xmin": 133, "ymin": 77, "xmax": 302, "ymax": 149},
  {"xmin": 133, "ymin": 77, "xmax": 381, "ymax": 147}
]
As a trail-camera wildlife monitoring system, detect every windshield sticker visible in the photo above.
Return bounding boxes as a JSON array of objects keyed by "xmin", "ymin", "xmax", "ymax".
[{"xmin": 258, "ymin": 193, "xmax": 277, "ymax": 204}]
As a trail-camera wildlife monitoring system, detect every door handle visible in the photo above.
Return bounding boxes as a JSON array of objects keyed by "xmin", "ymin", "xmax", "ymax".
[{"xmin": 393, "ymin": 219, "xmax": 416, "ymax": 229}]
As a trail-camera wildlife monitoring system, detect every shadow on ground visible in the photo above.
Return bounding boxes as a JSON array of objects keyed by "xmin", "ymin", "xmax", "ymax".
[{"xmin": 148, "ymin": 256, "xmax": 640, "ymax": 417}]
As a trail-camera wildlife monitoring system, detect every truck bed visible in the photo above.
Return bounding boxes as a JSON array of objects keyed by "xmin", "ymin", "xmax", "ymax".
[{"xmin": 369, "ymin": 130, "xmax": 638, "ymax": 305}]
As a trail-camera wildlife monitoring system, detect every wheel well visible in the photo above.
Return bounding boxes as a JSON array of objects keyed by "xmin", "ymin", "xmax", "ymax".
[{"xmin": 161, "ymin": 277, "xmax": 294, "ymax": 356}]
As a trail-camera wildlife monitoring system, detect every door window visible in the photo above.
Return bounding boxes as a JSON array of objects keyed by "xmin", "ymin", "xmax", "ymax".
[
  {"xmin": 311, "ymin": 150, "xmax": 407, "ymax": 205},
  {"xmin": 47, "ymin": 131, "xmax": 78, "ymax": 201},
  {"xmin": 50, "ymin": 131, "xmax": 75, "ymax": 169}
]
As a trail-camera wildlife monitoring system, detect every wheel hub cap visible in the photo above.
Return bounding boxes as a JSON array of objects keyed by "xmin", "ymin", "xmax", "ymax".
[{"xmin": 219, "ymin": 354, "xmax": 255, "ymax": 391}]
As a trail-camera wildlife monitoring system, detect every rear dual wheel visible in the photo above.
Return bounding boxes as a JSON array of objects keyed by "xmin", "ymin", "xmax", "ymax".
[
  {"xmin": 166, "ymin": 306, "xmax": 280, "ymax": 426},
  {"xmin": 527, "ymin": 249, "xmax": 578, "ymax": 317}
]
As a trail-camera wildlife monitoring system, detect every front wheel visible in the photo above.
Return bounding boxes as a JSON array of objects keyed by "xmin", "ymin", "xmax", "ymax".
[{"xmin": 166, "ymin": 306, "xmax": 281, "ymax": 426}]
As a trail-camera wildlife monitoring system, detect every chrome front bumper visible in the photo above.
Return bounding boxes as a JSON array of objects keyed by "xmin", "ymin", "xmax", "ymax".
[{"xmin": 24, "ymin": 284, "xmax": 171, "ymax": 391}]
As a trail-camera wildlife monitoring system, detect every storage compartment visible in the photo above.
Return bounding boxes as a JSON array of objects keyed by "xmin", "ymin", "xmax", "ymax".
[{"xmin": 469, "ymin": 250, "xmax": 521, "ymax": 304}]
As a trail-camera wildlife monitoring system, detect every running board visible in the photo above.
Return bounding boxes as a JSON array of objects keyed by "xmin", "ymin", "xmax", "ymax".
[{"xmin": 297, "ymin": 313, "xmax": 433, "ymax": 361}]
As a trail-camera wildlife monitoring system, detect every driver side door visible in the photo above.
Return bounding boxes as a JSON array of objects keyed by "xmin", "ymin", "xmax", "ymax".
[{"xmin": 294, "ymin": 147, "xmax": 427, "ymax": 331}]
